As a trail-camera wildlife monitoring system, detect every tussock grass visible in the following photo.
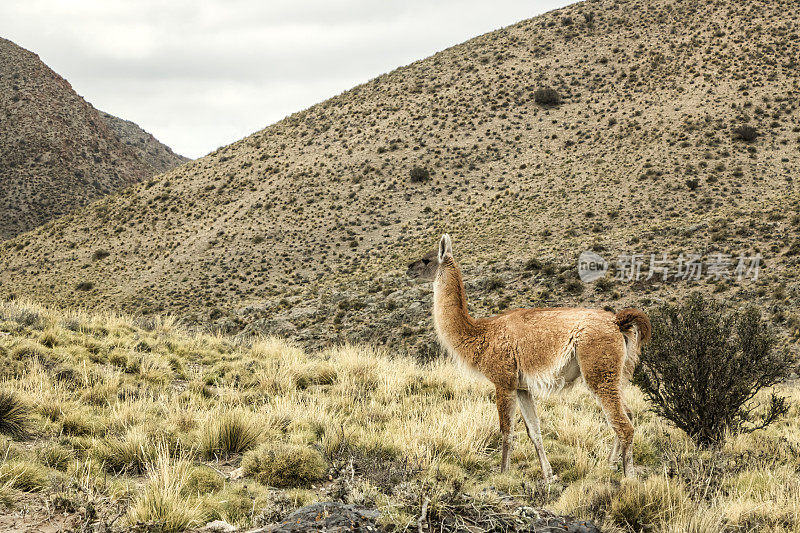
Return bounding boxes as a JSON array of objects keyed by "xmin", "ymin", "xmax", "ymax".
[
  {"xmin": 126, "ymin": 448, "xmax": 205, "ymax": 532},
  {"xmin": 0, "ymin": 459, "xmax": 49, "ymax": 492},
  {"xmin": 199, "ymin": 409, "xmax": 262, "ymax": 459},
  {"xmin": 0, "ymin": 389, "xmax": 29, "ymax": 438},
  {"xmin": 242, "ymin": 442, "xmax": 327, "ymax": 488},
  {"xmin": 0, "ymin": 299, "xmax": 799, "ymax": 531}
]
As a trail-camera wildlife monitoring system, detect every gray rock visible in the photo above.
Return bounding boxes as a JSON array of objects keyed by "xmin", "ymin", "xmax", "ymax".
[
  {"xmin": 197, "ymin": 520, "xmax": 236, "ymax": 532},
  {"xmin": 254, "ymin": 502, "xmax": 380, "ymax": 532}
]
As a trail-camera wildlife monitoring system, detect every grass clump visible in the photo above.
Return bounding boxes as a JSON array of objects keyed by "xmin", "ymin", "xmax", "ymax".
[
  {"xmin": 733, "ymin": 124, "xmax": 758, "ymax": 142},
  {"xmin": 609, "ymin": 475, "xmax": 690, "ymax": 530},
  {"xmin": 242, "ymin": 442, "xmax": 327, "ymax": 488},
  {"xmin": 0, "ymin": 460, "xmax": 49, "ymax": 492},
  {"xmin": 199, "ymin": 410, "xmax": 262, "ymax": 459},
  {"xmin": 37, "ymin": 443, "xmax": 74, "ymax": 471},
  {"xmin": 127, "ymin": 451, "xmax": 205, "ymax": 532},
  {"xmin": 183, "ymin": 465, "xmax": 224, "ymax": 495},
  {"xmin": 0, "ymin": 389, "xmax": 30, "ymax": 438},
  {"xmin": 95, "ymin": 429, "xmax": 155, "ymax": 474}
]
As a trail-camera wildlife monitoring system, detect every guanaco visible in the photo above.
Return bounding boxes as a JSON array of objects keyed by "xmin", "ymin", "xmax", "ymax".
[{"xmin": 431, "ymin": 234, "xmax": 650, "ymax": 479}]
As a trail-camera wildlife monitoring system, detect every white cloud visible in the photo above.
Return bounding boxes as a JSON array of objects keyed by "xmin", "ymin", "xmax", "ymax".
[{"xmin": 0, "ymin": 0, "xmax": 575, "ymax": 158}]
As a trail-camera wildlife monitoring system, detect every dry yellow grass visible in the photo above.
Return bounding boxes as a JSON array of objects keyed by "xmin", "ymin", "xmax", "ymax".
[{"xmin": 0, "ymin": 299, "xmax": 799, "ymax": 531}]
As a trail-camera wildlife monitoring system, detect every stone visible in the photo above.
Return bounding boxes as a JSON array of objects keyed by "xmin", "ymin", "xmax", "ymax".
[{"xmin": 253, "ymin": 502, "xmax": 380, "ymax": 533}]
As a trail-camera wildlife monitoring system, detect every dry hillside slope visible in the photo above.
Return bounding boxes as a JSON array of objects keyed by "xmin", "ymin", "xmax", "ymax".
[
  {"xmin": 0, "ymin": 38, "xmax": 187, "ymax": 240},
  {"xmin": 98, "ymin": 110, "xmax": 190, "ymax": 173},
  {"xmin": 1, "ymin": 0, "xmax": 799, "ymax": 356}
]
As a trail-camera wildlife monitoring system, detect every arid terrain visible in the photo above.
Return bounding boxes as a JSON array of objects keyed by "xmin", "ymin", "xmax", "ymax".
[
  {"xmin": 0, "ymin": 38, "xmax": 188, "ymax": 241},
  {"xmin": 1, "ymin": 299, "xmax": 799, "ymax": 532},
  {"xmin": 1, "ymin": 0, "xmax": 798, "ymax": 361},
  {"xmin": 1, "ymin": 0, "xmax": 800, "ymax": 530}
]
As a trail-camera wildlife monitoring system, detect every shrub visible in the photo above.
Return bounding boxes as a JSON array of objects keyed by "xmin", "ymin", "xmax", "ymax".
[
  {"xmin": 534, "ymin": 87, "xmax": 561, "ymax": 106},
  {"xmin": 91, "ymin": 249, "xmax": 110, "ymax": 261},
  {"xmin": 484, "ymin": 276, "xmax": 506, "ymax": 291},
  {"xmin": 409, "ymin": 167, "xmax": 431, "ymax": 183},
  {"xmin": 733, "ymin": 125, "xmax": 758, "ymax": 142},
  {"xmin": 0, "ymin": 390, "xmax": 29, "ymax": 438},
  {"xmin": 635, "ymin": 294, "xmax": 793, "ymax": 446},
  {"xmin": 242, "ymin": 442, "xmax": 327, "ymax": 488},
  {"xmin": 75, "ymin": 281, "xmax": 94, "ymax": 291},
  {"xmin": 523, "ymin": 258, "xmax": 542, "ymax": 271}
]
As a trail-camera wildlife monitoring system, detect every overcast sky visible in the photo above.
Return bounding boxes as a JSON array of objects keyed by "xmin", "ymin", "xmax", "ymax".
[{"xmin": 2, "ymin": 0, "xmax": 575, "ymax": 159}]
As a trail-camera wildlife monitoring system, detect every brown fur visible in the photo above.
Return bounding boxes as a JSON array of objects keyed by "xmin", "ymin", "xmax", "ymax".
[{"xmin": 432, "ymin": 234, "xmax": 649, "ymax": 479}]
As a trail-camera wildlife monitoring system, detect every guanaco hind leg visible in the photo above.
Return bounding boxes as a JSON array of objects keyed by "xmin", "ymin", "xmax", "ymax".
[{"xmin": 517, "ymin": 389, "xmax": 554, "ymax": 481}]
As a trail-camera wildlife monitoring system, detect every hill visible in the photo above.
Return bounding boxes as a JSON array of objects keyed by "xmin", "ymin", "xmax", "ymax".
[
  {"xmin": 1, "ymin": 299, "xmax": 799, "ymax": 531},
  {"xmin": 98, "ymin": 110, "xmax": 190, "ymax": 173},
  {"xmin": 1, "ymin": 0, "xmax": 799, "ymax": 359},
  {"xmin": 0, "ymin": 38, "xmax": 187, "ymax": 240}
]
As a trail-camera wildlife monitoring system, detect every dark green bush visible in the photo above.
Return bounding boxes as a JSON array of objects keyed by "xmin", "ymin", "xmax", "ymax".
[
  {"xmin": 91, "ymin": 249, "xmax": 110, "ymax": 261},
  {"xmin": 635, "ymin": 294, "xmax": 793, "ymax": 446},
  {"xmin": 409, "ymin": 167, "xmax": 431, "ymax": 183},
  {"xmin": 733, "ymin": 125, "xmax": 758, "ymax": 142},
  {"xmin": 534, "ymin": 87, "xmax": 561, "ymax": 106}
]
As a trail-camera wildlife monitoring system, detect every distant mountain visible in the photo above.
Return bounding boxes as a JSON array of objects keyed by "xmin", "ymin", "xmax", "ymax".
[
  {"xmin": 98, "ymin": 110, "xmax": 189, "ymax": 174},
  {"xmin": 0, "ymin": 37, "xmax": 188, "ymax": 240},
  {"xmin": 1, "ymin": 0, "xmax": 798, "ymax": 358}
]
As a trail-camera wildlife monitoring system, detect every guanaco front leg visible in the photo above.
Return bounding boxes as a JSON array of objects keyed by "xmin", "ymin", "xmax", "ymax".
[{"xmin": 495, "ymin": 386, "xmax": 517, "ymax": 473}]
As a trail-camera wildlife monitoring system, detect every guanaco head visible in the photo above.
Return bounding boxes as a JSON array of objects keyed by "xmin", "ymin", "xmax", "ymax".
[{"xmin": 406, "ymin": 249, "xmax": 439, "ymax": 281}]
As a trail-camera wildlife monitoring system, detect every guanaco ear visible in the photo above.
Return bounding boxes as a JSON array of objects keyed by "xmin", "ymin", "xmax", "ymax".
[{"xmin": 438, "ymin": 234, "xmax": 453, "ymax": 263}]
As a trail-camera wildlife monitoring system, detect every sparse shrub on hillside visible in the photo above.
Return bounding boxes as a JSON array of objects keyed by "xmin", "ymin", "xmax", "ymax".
[
  {"xmin": 733, "ymin": 125, "xmax": 758, "ymax": 142},
  {"xmin": 523, "ymin": 258, "xmax": 542, "ymax": 271},
  {"xmin": 534, "ymin": 87, "xmax": 561, "ymax": 106},
  {"xmin": 242, "ymin": 442, "xmax": 327, "ymax": 488},
  {"xmin": 0, "ymin": 390, "xmax": 29, "ymax": 438},
  {"xmin": 409, "ymin": 166, "xmax": 431, "ymax": 183},
  {"xmin": 485, "ymin": 276, "xmax": 506, "ymax": 291},
  {"xmin": 75, "ymin": 281, "xmax": 94, "ymax": 291},
  {"xmin": 635, "ymin": 294, "xmax": 793, "ymax": 446},
  {"xmin": 91, "ymin": 249, "xmax": 110, "ymax": 261}
]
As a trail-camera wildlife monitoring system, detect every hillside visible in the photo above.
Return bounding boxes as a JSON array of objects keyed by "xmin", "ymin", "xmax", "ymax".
[
  {"xmin": 0, "ymin": 38, "xmax": 187, "ymax": 241},
  {"xmin": 1, "ymin": 300, "xmax": 799, "ymax": 532},
  {"xmin": 1, "ymin": 0, "xmax": 799, "ymax": 358},
  {"xmin": 98, "ymin": 110, "xmax": 190, "ymax": 173}
]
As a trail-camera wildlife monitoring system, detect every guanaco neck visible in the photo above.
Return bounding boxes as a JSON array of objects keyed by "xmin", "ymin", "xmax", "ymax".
[{"xmin": 433, "ymin": 257, "xmax": 483, "ymax": 365}]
